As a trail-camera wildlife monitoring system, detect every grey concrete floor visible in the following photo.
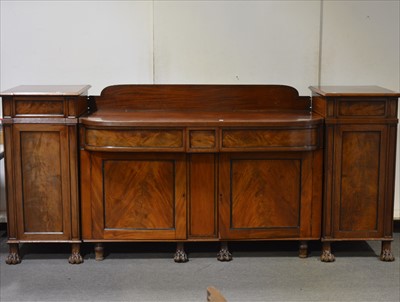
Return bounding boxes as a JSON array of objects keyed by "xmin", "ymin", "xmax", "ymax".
[{"xmin": 0, "ymin": 227, "xmax": 399, "ymax": 302}]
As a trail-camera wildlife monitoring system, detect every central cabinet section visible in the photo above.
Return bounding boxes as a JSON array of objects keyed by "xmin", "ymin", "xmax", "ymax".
[{"xmin": 79, "ymin": 84, "xmax": 324, "ymax": 260}]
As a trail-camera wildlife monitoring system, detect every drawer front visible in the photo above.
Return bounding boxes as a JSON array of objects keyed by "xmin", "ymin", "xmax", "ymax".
[
  {"xmin": 221, "ymin": 128, "xmax": 319, "ymax": 151},
  {"xmin": 14, "ymin": 97, "xmax": 65, "ymax": 117},
  {"xmin": 337, "ymin": 99, "xmax": 386, "ymax": 117},
  {"xmin": 84, "ymin": 128, "xmax": 185, "ymax": 152},
  {"xmin": 188, "ymin": 129, "xmax": 218, "ymax": 152}
]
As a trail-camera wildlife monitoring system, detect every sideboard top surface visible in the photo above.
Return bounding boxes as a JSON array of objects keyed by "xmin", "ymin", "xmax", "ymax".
[
  {"xmin": 0, "ymin": 85, "xmax": 91, "ymax": 96},
  {"xmin": 309, "ymin": 85, "xmax": 400, "ymax": 97},
  {"xmin": 80, "ymin": 110, "xmax": 323, "ymax": 127}
]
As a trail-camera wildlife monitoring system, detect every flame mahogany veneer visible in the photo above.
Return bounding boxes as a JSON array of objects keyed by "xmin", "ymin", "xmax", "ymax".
[{"xmin": 1, "ymin": 84, "xmax": 398, "ymax": 264}]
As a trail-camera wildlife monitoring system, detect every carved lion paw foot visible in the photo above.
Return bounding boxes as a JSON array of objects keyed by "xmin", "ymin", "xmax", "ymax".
[
  {"xmin": 68, "ymin": 252, "xmax": 83, "ymax": 264},
  {"xmin": 174, "ymin": 249, "xmax": 188, "ymax": 263},
  {"xmin": 5, "ymin": 253, "xmax": 21, "ymax": 265},
  {"xmin": 217, "ymin": 248, "xmax": 232, "ymax": 262},
  {"xmin": 320, "ymin": 250, "xmax": 335, "ymax": 262},
  {"xmin": 380, "ymin": 249, "xmax": 395, "ymax": 262}
]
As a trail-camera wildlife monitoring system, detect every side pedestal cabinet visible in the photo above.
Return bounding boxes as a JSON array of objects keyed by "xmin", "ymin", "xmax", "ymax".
[
  {"xmin": 310, "ymin": 86, "xmax": 399, "ymax": 262},
  {"xmin": 0, "ymin": 84, "xmax": 398, "ymax": 265},
  {"xmin": 1, "ymin": 85, "xmax": 90, "ymax": 264}
]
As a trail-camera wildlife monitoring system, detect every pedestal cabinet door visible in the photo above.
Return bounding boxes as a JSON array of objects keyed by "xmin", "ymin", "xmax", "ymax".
[
  {"xmin": 13, "ymin": 124, "xmax": 72, "ymax": 241},
  {"xmin": 219, "ymin": 152, "xmax": 314, "ymax": 240},
  {"xmin": 331, "ymin": 124, "xmax": 388, "ymax": 239},
  {"xmin": 87, "ymin": 153, "xmax": 187, "ymax": 240}
]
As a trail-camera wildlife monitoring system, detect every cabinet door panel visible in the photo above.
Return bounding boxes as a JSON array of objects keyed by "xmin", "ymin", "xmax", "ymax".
[
  {"xmin": 14, "ymin": 124, "xmax": 71, "ymax": 240},
  {"xmin": 231, "ymin": 159, "xmax": 300, "ymax": 229},
  {"xmin": 104, "ymin": 160, "xmax": 175, "ymax": 229},
  {"xmin": 88, "ymin": 153, "xmax": 186, "ymax": 240},
  {"xmin": 219, "ymin": 152, "xmax": 315, "ymax": 239},
  {"xmin": 333, "ymin": 125, "xmax": 387, "ymax": 238}
]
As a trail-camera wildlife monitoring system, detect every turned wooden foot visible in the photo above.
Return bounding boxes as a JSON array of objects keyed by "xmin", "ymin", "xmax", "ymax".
[
  {"xmin": 174, "ymin": 242, "xmax": 188, "ymax": 263},
  {"xmin": 380, "ymin": 241, "xmax": 395, "ymax": 262},
  {"xmin": 299, "ymin": 240, "xmax": 308, "ymax": 258},
  {"xmin": 68, "ymin": 243, "xmax": 83, "ymax": 264},
  {"xmin": 217, "ymin": 241, "xmax": 232, "ymax": 262},
  {"xmin": 320, "ymin": 242, "xmax": 335, "ymax": 262},
  {"xmin": 5, "ymin": 243, "xmax": 21, "ymax": 265},
  {"xmin": 94, "ymin": 243, "xmax": 104, "ymax": 261}
]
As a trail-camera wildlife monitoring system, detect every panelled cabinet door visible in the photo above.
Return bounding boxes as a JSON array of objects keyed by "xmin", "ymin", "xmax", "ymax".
[
  {"xmin": 331, "ymin": 124, "xmax": 388, "ymax": 239},
  {"xmin": 219, "ymin": 152, "xmax": 314, "ymax": 240},
  {"xmin": 86, "ymin": 153, "xmax": 187, "ymax": 240},
  {"xmin": 13, "ymin": 124, "xmax": 72, "ymax": 241}
]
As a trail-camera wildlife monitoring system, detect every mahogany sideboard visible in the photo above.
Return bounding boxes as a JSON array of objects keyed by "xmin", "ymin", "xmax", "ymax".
[{"xmin": 0, "ymin": 84, "xmax": 398, "ymax": 264}]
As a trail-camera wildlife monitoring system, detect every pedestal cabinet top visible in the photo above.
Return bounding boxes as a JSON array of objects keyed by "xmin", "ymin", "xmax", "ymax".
[
  {"xmin": 0, "ymin": 85, "xmax": 91, "ymax": 96},
  {"xmin": 309, "ymin": 85, "xmax": 400, "ymax": 97}
]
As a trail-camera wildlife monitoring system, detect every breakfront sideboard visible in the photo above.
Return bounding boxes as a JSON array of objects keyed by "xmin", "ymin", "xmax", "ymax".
[{"xmin": 0, "ymin": 84, "xmax": 398, "ymax": 264}]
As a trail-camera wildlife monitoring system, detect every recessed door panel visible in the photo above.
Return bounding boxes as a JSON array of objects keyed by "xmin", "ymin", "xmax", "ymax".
[
  {"xmin": 14, "ymin": 124, "xmax": 71, "ymax": 240},
  {"xmin": 219, "ymin": 152, "xmax": 314, "ymax": 240},
  {"xmin": 104, "ymin": 160, "xmax": 175, "ymax": 230},
  {"xmin": 333, "ymin": 125, "xmax": 387, "ymax": 238},
  {"xmin": 88, "ymin": 153, "xmax": 186, "ymax": 240}
]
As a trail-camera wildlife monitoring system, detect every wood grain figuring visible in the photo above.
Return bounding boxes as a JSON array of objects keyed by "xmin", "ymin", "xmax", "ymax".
[
  {"xmin": 97, "ymin": 85, "xmax": 310, "ymax": 111},
  {"xmin": 68, "ymin": 125, "xmax": 80, "ymax": 240},
  {"xmin": 388, "ymin": 100, "xmax": 398, "ymax": 117},
  {"xmin": 104, "ymin": 160, "xmax": 175, "ymax": 229},
  {"xmin": 88, "ymin": 152, "xmax": 187, "ymax": 240},
  {"xmin": 311, "ymin": 95, "xmax": 327, "ymax": 117},
  {"xmin": 222, "ymin": 128, "xmax": 318, "ymax": 149},
  {"xmin": 230, "ymin": 159, "xmax": 300, "ymax": 229},
  {"xmin": 189, "ymin": 154, "xmax": 217, "ymax": 237},
  {"xmin": 2, "ymin": 97, "xmax": 12, "ymax": 118},
  {"xmin": 85, "ymin": 129, "xmax": 183, "ymax": 150},
  {"xmin": 338, "ymin": 100, "xmax": 386, "ymax": 117},
  {"xmin": 189, "ymin": 130, "xmax": 216, "ymax": 149},
  {"xmin": 15, "ymin": 99, "xmax": 64, "ymax": 116},
  {"xmin": 20, "ymin": 131, "xmax": 63, "ymax": 232},
  {"xmin": 3, "ymin": 125, "xmax": 17, "ymax": 239},
  {"xmin": 68, "ymin": 96, "xmax": 89, "ymax": 118},
  {"xmin": 339, "ymin": 131, "xmax": 381, "ymax": 231}
]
